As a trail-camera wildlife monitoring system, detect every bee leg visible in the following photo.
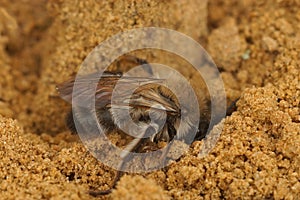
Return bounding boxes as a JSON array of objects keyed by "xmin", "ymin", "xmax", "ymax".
[
  {"xmin": 226, "ymin": 98, "xmax": 239, "ymax": 116},
  {"xmin": 88, "ymin": 126, "xmax": 151, "ymax": 196},
  {"xmin": 157, "ymin": 124, "xmax": 177, "ymax": 167},
  {"xmin": 89, "ymin": 169, "xmax": 124, "ymax": 196},
  {"xmin": 89, "ymin": 152, "xmax": 130, "ymax": 196},
  {"xmin": 159, "ymin": 140, "xmax": 174, "ymax": 166}
]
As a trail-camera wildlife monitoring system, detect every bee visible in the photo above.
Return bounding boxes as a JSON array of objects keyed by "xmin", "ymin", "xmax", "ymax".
[{"xmin": 56, "ymin": 55, "xmax": 210, "ymax": 196}]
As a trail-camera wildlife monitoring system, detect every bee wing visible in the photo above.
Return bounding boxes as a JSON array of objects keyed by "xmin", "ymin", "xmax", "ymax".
[
  {"xmin": 133, "ymin": 89, "xmax": 179, "ymax": 113},
  {"xmin": 110, "ymin": 86, "xmax": 179, "ymax": 134},
  {"xmin": 56, "ymin": 71, "xmax": 164, "ymax": 109},
  {"xmin": 56, "ymin": 72, "xmax": 120, "ymax": 105}
]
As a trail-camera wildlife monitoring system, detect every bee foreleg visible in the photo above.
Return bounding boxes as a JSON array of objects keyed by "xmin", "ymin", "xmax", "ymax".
[{"xmin": 89, "ymin": 123, "xmax": 158, "ymax": 196}]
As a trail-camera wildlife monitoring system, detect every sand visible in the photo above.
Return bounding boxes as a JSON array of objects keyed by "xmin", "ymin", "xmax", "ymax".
[{"xmin": 0, "ymin": 0, "xmax": 299, "ymax": 199}]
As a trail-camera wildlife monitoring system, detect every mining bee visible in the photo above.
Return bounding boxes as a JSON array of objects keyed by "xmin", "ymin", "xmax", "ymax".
[{"xmin": 57, "ymin": 55, "xmax": 211, "ymax": 196}]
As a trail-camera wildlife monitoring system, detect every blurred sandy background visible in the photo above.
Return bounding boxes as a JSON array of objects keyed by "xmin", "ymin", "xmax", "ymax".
[{"xmin": 0, "ymin": 0, "xmax": 299, "ymax": 199}]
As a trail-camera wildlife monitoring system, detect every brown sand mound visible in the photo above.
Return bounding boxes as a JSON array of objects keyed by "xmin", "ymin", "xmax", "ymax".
[{"xmin": 0, "ymin": 0, "xmax": 299, "ymax": 199}]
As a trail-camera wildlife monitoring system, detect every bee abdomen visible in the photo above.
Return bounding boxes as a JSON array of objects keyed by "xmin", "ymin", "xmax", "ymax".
[{"xmin": 65, "ymin": 110, "xmax": 77, "ymax": 134}]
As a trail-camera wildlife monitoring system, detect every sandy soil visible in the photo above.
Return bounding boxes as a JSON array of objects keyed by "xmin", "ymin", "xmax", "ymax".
[{"xmin": 0, "ymin": 0, "xmax": 299, "ymax": 199}]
